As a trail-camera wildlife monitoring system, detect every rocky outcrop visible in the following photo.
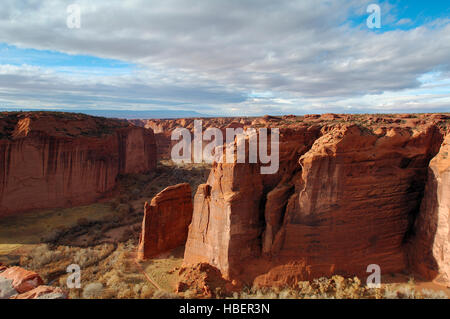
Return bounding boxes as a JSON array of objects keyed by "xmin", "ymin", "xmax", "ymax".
[
  {"xmin": 411, "ymin": 134, "xmax": 450, "ymax": 286},
  {"xmin": 137, "ymin": 183, "xmax": 193, "ymax": 260},
  {"xmin": 0, "ymin": 266, "xmax": 67, "ymax": 299},
  {"xmin": 0, "ymin": 266, "xmax": 44, "ymax": 294},
  {"xmin": 183, "ymin": 123, "xmax": 445, "ymax": 286},
  {"xmin": 176, "ymin": 263, "xmax": 240, "ymax": 298},
  {"xmin": 0, "ymin": 112, "xmax": 156, "ymax": 217}
]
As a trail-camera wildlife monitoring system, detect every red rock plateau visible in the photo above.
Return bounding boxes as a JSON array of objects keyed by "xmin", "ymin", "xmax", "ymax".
[
  {"xmin": 0, "ymin": 265, "xmax": 66, "ymax": 299},
  {"xmin": 137, "ymin": 183, "xmax": 193, "ymax": 260},
  {"xmin": 0, "ymin": 112, "xmax": 156, "ymax": 217},
  {"xmin": 179, "ymin": 113, "xmax": 450, "ymax": 287}
]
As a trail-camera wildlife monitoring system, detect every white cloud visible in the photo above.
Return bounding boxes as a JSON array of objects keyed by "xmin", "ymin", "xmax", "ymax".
[{"xmin": 0, "ymin": 0, "xmax": 449, "ymax": 115}]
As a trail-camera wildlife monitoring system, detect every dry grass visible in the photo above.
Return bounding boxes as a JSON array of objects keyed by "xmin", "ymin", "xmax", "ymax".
[
  {"xmin": 141, "ymin": 246, "xmax": 185, "ymax": 293},
  {"xmin": 0, "ymin": 203, "xmax": 115, "ymax": 255},
  {"xmin": 226, "ymin": 275, "xmax": 449, "ymax": 299}
]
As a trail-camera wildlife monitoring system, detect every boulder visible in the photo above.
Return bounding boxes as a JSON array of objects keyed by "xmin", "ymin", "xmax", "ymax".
[{"xmin": 0, "ymin": 266, "xmax": 44, "ymax": 294}]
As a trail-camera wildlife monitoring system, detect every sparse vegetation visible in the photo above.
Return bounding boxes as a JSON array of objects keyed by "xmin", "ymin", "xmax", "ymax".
[{"xmin": 225, "ymin": 275, "xmax": 448, "ymax": 299}]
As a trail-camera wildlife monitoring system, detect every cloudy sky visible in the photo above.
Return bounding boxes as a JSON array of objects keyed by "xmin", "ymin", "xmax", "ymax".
[{"xmin": 0, "ymin": 0, "xmax": 449, "ymax": 116}]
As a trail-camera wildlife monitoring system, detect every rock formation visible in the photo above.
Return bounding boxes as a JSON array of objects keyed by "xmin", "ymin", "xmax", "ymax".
[
  {"xmin": 0, "ymin": 266, "xmax": 44, "ymax": 294},
  {"xmin": 0, "ymin": 112, "xmax": 156, "ymax": 217},
  {"xmin": 411, "ymin": 134, "xmax": 450, "ymax": 285},
  {"xmin": 137, "ymin": 183, "xmax": 193, "ymax": 260},
  {"xmin": 176, "ymin": 263, "xmax": 240, "ymax": 298},
  {"xmin": 0, "ymin": 265, "xmax": 66, "ymax": 299},
  {"xmin": 183, "ymin": 116, "xmax": 450, "ymax": 286},
  {"xmin": 130, "ymin": 117, "xmax": 250, "ymax": 160}
]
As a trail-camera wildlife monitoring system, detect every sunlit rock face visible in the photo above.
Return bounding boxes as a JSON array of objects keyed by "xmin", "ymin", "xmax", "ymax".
[
  {"xmin": 137, "ymin": 183, "xmax": 193, "ymax": 260},
  {"xmin": 183, "ymin": 119, "xmax": 447, "ymax": 286}
]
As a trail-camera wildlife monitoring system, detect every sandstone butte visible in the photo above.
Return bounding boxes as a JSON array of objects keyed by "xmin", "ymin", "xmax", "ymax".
[
  {"xmin": 0, "ymin": 112, "xmax": 157, "ymax": 217},
  {"xmin": 137, "ymin": 183, "xmax": 193, "ymax": 260},
  {"xmin": 180, "ymin": 113, "xmax": 450, "ymax": 287},
  {"xmin": 0, "ymin": 265, "xmax": 66, "ymax": 299}
]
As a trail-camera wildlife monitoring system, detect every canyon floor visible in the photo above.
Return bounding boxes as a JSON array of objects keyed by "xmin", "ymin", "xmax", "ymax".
[
  {"xmin": 0, "ymin": 160, "xmax": 210, "ymax": 298},
  {"xmin": 1, "ymin": 159, "xmax": 449, "ymax": 299}
]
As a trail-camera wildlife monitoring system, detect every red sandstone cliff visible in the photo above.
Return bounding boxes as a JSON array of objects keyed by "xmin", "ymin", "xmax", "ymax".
[
  {"xmin": 183, "ymin": 115, "xmax": 449, "ymax": 286},
  {"xmin": 137, "ymin": 183, "xmax": 193, "ymax": 260},
  {"xmin": 412, "ymin": 134, "xmax": 450, "ymax": 285},
  {"xmin": 0, "ymin": 112, "xmax": 156, "ymax": 217}
]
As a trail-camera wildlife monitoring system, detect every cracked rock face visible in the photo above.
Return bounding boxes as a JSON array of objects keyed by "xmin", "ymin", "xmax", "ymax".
[{"xmin": 183, "ymin": 123, "xmax": 447, "ymax": 286}]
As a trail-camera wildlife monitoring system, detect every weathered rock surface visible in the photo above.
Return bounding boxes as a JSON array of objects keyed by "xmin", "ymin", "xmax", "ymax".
[
  {"xmin": 0, "ymin": 266, "xmax": 44, "ymax": 294},
  {"xmin": 0, "ymin": 266, "xmax": 67, "ymax": 299},
  {"xmin": 0, "ymin": 112, "xmax": 156, "ymax": 217},
  {"xmin": 184, "ymin": 126, "xmax": 322, "ymax": 279},
  {"xmin": 137, "ymin": 183, "xmax": 193, "ymax": 260},
  {"xmin": 12, "ymin": 285, "xmax": 67, "ymax": 299},
  {"xmin": 411, "ymin": 134, "xmax": 450, "ymax": 286},
  {"xmin": 183, "ymin": 120, "xmax": 448, "ymax": 286},
  {"xmin": 176, "ymin": 263, "xmax": 240, "ymax": 298}
]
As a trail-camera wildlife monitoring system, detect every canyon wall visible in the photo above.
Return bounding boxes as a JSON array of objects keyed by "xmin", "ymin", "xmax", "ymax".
[
  {"xmin": 183, "ymin": 115, "xmax": 449, "ymax": 286},
  {"xmin": 411, "ymin": 134, "xmax": 450, "ymax": 285},
  {"xmin": 130, "ymin": 117, "xmax": 253, "ymax": 160},
  {"xmin": 0, "ymin": 112, "xmax": 156, "ymax": 217},
  {"xmin": 137, "ymin": 183, "xmax": 193, "ymax": 260}
]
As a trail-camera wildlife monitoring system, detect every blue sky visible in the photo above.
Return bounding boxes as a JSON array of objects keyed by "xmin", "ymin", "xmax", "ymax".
[
  {"xmin": 0, "ymin": 43, "xmax": 134, "ymax": 79},
  {"xmin": 348, "ymin": 0, "xmax": 450, "ymax": 31},
  {"xmin": 0, "ymin": 0, "xmax": 449, "ymax": 116}
]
